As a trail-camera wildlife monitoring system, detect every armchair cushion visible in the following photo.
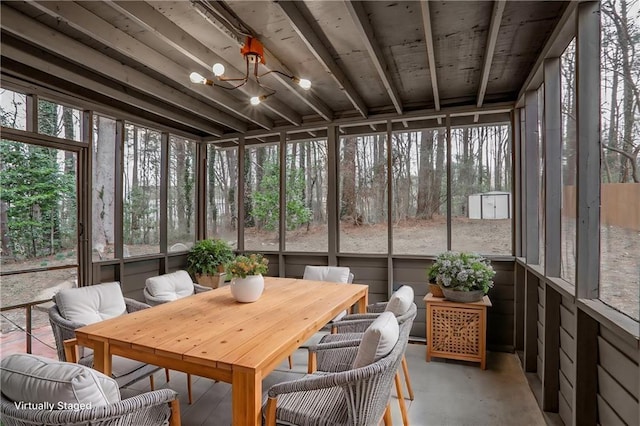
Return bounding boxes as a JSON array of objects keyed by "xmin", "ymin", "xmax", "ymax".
[
  {"xmin": 352, "ymin": 311, "xmax": 399, "ymax": 368},
  {"xmin": 0, "ymin": 354, "xmax": 120, "ymax": 408},
  {"xmin": 385, "ymin": 285, "xmax": 414, "ymax": 316},
  {"xmin": 145, "ymin": 270, "xmax": 194, "ymax": 302},
  {"xmin": 54, "ymin": 282, "xmax": 126, "ymax": 326},
  {"xmin": 303, "ymin": 266, "xmax": 351, "ymax": 283}
]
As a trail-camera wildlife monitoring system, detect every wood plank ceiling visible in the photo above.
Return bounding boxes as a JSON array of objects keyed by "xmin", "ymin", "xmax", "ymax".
[{"xmin": 0, "ymin": 1, "xmax": 568, "ymax": 138}]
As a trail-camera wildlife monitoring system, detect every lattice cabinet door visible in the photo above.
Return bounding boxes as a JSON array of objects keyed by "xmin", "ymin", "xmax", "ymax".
[{"xmin": 424, "ymin": 294, "xmax": 491, "ymax": 369}]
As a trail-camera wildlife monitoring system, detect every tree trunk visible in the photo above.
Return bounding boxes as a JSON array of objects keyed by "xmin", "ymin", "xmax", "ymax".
[
  {"xmin": 93, "ymin": 116, "xmax": 116, "ymax": 255},
  {"xmin": 340, "ymin": 137, "xmax": 357, "ymax": 220},
  {"xmin": 372, "ymin": 135, "xmax": 386, "ymax": 222},
  {"xmin": 416, "ymin": 130, "xmax": 433, "ymax": 218},
  {"xmin": 430, "ymin": 130, "xmax": 446, "ymax": 217}
]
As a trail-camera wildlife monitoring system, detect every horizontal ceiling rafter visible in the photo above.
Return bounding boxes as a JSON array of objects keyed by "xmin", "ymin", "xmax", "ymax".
[
  {"xmin": 0, "ymin": 5, "xmax": 232, "ymax": 134},
  {"xmin": 475, "ymin": 0, "xmax": 506, "ymax": 122},
  {"xmin": 420, "ymin": 2, "xmax": 441, "ymax": 125},
  {"xmin": 276, "ymin": 0, "xmax": 368, "ymax": 118},
  {"xmin": 343, "ymin": 0, "xmax": 403, "ymax": 115},
  {"xmin": 193, "ymin": 0, "xmax": 335, "ymax": 122},
  {"xmin": 1, "ymin": 41, "xmax": 224, "ymax": 136},
  {"xmin": 29, "ymin": 0, "xmax": 274, "ymax": 130},
  {"xmin": 107, "ymin": 0, "xmax": 302, "ymax": 127}
]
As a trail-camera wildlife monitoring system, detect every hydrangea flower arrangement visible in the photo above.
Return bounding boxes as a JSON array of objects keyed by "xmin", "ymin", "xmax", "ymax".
[
  {"xmin": 431, "ymin": 251, "xmax": 495, "ymax": 294},
  {"xmin": 225, "ymin": 254, "xmax": 269, "ymax": 279}
]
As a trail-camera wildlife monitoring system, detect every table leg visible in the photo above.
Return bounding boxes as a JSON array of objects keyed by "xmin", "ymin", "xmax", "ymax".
[
  {"xmin": 232, "ymin": 366, "xmax": 262, "ymax": 426},
  {"xmin": 356, "ymin": 291, "xmax": 369, "ymax": 314},
  {"xmin": 92, "ymin": 340, "xmax": 112, "ymax": 376}
]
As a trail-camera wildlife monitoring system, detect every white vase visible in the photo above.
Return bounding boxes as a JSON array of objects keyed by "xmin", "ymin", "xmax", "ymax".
[{"xmin": 230, "ymin": 274, "xmax": 264, "ymax": 302}]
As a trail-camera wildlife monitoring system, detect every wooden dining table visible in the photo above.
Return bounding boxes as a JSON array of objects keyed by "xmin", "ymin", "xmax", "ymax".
[{"xmin": 74, "ymin": 277, "xmax": 369, "ymax": 426}]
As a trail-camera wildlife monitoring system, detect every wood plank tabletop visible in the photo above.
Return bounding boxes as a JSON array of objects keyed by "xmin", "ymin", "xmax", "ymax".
[{"xmin": 75, "ymin": 277, "xmax": 368, "ymax": 371}]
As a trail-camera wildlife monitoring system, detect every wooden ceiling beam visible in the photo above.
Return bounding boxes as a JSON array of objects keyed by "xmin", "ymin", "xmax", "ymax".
[
  {"xmin": 420, "ymin": 2, "xmax": 441, "ymax": 119},
  {"xmin": 30, "ymin": 0, "xmax": 273, "ymax": 130},
  {"xmin": 108, "ymin": 1, "xmax": 302, "ymax": 127},
  {"xmin": 343, "ymin": 1, "xmax": 403, "ymax": 115},
  {"xmin": 190, "ymin": 0, "xmax": 334, "ymax": 122},
  {"xmin": 0, "ymin": 5, "xmax": 234, "ymax": 134},
  {"xmin": 210, "ymin": 102, "xmax": 514, "ymax": 143},
  {"xmin": 1, "ymin": 41, "xmax": 224, "ymax": 136},
  {"xmin": 277, "ymin": 0, "xmax": 368, "ymax": 118},
  {"xmin": 475, "ymin": 1, "xmax": 506, "ymax": 122}
]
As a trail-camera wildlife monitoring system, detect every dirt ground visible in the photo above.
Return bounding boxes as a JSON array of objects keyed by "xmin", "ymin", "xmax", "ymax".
[{"xmin": 2, "ymin": 218, "xmax": 637, "ymax": 334}]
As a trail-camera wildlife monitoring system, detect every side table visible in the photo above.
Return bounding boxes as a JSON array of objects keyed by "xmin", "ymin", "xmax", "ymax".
[{"xmin": 424, "ymin": 293, "xmax": 492, "ymax": 369}]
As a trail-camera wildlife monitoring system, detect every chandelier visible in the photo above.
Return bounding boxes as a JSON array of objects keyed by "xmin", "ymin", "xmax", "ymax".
[{"xmin": 189, "ymin": 36, "xmax": 311, "ymax": 105}]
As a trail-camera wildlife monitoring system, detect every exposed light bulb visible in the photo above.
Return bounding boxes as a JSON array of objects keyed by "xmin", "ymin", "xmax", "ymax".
[
  {"xmin": 189, "ymin": 72, "xmax": 206, "ymax": 84},
  {"xmin": 212, "ymin": 63, "xmax": 225, "ymax": 77},
  {"xmin": 298, "ymin": 78, "xmax": 312, "ymax": 90},
  {"xmin": 250, "ymin": 96, "xmax": 261, "ymax": 106}
]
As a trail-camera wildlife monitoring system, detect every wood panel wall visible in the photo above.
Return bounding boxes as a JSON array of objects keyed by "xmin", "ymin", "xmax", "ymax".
[
  {"xmin": 597, "ymin": 327, "xmax": 639, "ymax": 426},
  {"xmin": 515, "ymin": 261, "xmax": 639, "ymax": 426},
  {"xmin": 558, "ymin": 294, "xmax": 575, "ymax": 426},
  {"xmin": 536, "ymin": 282, "xmax": 544, "ymax": 383}
]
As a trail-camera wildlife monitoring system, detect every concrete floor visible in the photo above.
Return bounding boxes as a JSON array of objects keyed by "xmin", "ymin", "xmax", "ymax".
[{"xmin": 125, "ymin": 343, "xmax": 546, "ymax": 426}]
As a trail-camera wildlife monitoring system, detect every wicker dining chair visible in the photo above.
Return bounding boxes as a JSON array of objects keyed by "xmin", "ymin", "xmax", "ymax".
[
  {"xmin": 264, "ymin": 311, "xmax": 409, "ymax": 426},
  {"xmin": 143, "ymin": 270, "xmax": 212, "ymax": 404},
  {"xmin": 287, "ymin": 265, "xmax": 355, "ymax": 369},
  {"xmin": 48, "ymin": 282, "xmax": 163, "ymax": 391},
  {"xmin": 0, "ymin": 353, "xmax": 180, "ymax": 426},
  {"xmin": 314, "ymin": 286, "xmax": 417, "ymax": 426}
]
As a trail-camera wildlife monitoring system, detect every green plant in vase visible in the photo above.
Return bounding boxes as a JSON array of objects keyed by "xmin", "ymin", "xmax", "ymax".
[
  {"xmin": 431, "ymin": 251, "xmax": 495, "ymax": 302},
  {"xmin": 187, "ymin": 239, "xmax": 234, "ymax": 287}
]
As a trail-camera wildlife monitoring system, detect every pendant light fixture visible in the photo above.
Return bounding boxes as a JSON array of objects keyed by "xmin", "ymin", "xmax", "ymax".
[{"xmin": 189, "ymin": 36, "xmax": 311, "ymax": 105}]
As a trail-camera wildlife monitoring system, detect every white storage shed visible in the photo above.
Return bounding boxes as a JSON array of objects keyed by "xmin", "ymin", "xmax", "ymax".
[{"xmin": 468, "ymin": 191, "xmax": 511, "ymax": 219}]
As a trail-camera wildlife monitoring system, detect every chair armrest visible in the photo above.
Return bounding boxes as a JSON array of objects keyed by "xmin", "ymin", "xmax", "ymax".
[
  {"xmin": 48, "ymin": 307, "xmax": 87, "ymax": 361},
  {"xmin": 193, "ymin": 283, "xmax": 212, "ymax": 293},
  {"xmin": 308, "ymin": 339, "xmax": 361, "ymax": 372},
  {"xmin": 340, "ymin": 312, "xmax": 380, "ymax": 321},
  {"xmin": 332, "ymin": 318, "xmax": 376, "ymax": 334},
  {"xmin": 366, "ymin": 302, "xmax": 388, "ymax": 313},
  {"xmin": 267, "ymin": 361, "xmax": 383, "ymax": 398},
  {"xmin": 125, "ymin": 297, "xmax": 151, "ymax": 312},
  {"xmin": 142, "ymin": 289, "xmax": 169, "ymax": 307}
]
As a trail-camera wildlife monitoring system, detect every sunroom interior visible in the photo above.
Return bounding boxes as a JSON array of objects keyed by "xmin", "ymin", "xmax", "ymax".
[{"xmin": 0, "ymin": 1, "xmax": 638, "ymax": 425}]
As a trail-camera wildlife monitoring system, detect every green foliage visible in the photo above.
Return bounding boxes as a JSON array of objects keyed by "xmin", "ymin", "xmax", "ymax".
[
  {"xmin": 225, "ymin": 253, "xmax": 269, "ymax": 279},
  {"xmin": 187, "ymin": 239, "xmax": 234, "ymax": 276},
  {"xmin": 0, "ymin": 139, "xmax": 75, "ymax": 259},
  {"xmin": 251, "ymin": 161, "xmax": 311, "ymax": 231},
  {"xmin": 426, "ymin": 263, "xmax": 438, "ymax": 283},
  {"xmin": 431, "ymin": 251, "xmax": 495, "ymax": 294}
]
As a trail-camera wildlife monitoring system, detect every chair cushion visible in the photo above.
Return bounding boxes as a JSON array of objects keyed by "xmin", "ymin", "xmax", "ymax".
[
  {"xmin": 352, "ymin": 311, "xmax": 399, "ymax": 368},
  {"xmin": 303, "ymin": 266, "xmax": 351, "ymax": 283},
  {"xmin": 54, "ymin": 282, "xmax": 126, "ymax": 325},
  {"xmin": 145, "ymin": 270, "xmax": 194, "ymax": 302},
  {"xmin": 385, "ymin": 285, "xmax": 414, "ymax": 316},
  {"xmin": 0, "ymin": 354, "xmax": 120, "ymax": 408}
]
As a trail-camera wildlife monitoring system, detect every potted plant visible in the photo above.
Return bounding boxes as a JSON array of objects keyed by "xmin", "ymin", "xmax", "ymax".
[
  {"xmin": 430, "ymin": 251, "xmax": 495, "ymax": 303},
  {"xmin": 225, "ymin": 253, "xmax": 269, "ymax": 303},
  {"xmin": 187, "ymin": 239, "xmax": 234, "ymax": 288},
  {"xmin": 426, "ymin": 263, "xmax": 444, "ymax": 297}
]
